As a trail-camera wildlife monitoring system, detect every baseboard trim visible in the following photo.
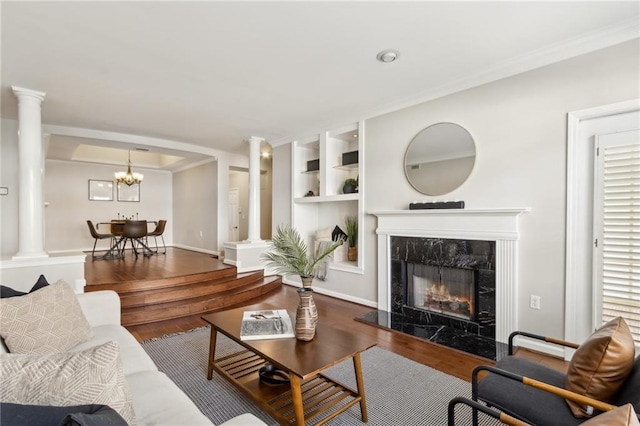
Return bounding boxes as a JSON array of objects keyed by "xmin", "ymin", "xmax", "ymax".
[
  {"xmin": 282, "ymin": 278, "xmax": 377, "ymax": 308},
  {"xmin": 513, "ymin": 336, "xmax": 566, "ymax": 359},
  {"xmin": 171, "ymin": 244, "xmax": 220, "ymax": 257}
]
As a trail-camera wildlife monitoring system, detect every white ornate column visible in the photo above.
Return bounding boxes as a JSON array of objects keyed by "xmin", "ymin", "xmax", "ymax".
[
  {"xmin": 12, "ymin": 86, "xmax": 48, "ymax": 259},
  {"xmin": 246, "ymin": 136, "xmax": 263, "ymax": 242}
]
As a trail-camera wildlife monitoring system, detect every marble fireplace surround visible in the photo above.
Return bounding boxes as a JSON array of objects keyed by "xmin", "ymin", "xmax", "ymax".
[{"xmin": 372, "ymin": 208, "xmax": 529, "ymax": 344}]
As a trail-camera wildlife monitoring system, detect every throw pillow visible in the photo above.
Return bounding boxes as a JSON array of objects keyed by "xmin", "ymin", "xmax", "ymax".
[
  {"xmin": 0, "ymin": 274, "xmax": 49, "ymax": 299},
  {"xmin": 0, "ymin": 341, "xmax": 136, "ymax": 425},
  {"xmin": 581, "ymin": 404, "xmax": 640, "ymax": 426},
  {"xmin": 0, "ymin": 286, "xmax": 26, "ymax": 299},
  {"xmin": 0, "ymin": 280, "xmax": 94, "ymax": 354},
  {"xmin": 0, "ymin": 402, "xmax": 128, "ymax": 426},
  {"xmin": 30, "ymin": 274, "xmax": 50, "ymax": 292},
  {"xmin": 566, "ymin": 317, "xmax": 636, "ymax": 417}
]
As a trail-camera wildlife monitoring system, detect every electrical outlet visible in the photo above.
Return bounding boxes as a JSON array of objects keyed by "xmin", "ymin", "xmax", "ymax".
[{"xmin": 530, "ymin": 295, "xmax": 541, "ymax": 310}]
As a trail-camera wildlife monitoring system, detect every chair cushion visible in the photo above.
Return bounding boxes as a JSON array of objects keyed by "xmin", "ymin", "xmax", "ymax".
[
  {"xmin": 0, "ymin": 280, "xmax": 94, "ymax": 354},
  {"xmin": 612, "ymin": 355, "xmax": 640, "ymax": 416},
  {"xmin": 0, "ymin": 341, "xmax": 136, "ymax": 425},
  {"xmin": 566, "ymin": 317, "xmax": 636, "ymax": 417},
  {"xmin": 581, "ymin": 404, "xmax": 640, "ymax": 426},
  {"xmin": 477, "ymin": 356, "xmax": 583, "ymax": 426}
]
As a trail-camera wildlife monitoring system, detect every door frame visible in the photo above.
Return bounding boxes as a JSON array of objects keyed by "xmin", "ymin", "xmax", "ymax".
[{"xmin": 565, "ymin": 99, "xmax": 640, "ymax": 359}]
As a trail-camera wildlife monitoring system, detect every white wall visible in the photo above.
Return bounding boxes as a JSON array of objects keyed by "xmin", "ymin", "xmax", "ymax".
[
  {"xmin": 172, "ymin": 161, "xmax": 217, "ymax": 252},
  {"xmin": 44, "ymin": 160, "xmax": 173, "ymax": 253},
  {"xmin": 0, "ymin": 119, "xmax": 20, "ymax": 257},
  {"xmin": 271, "ymin": 144, "xmax": 292, "ymax": 231},
  {"xmin": 273, "ymin": 39, "xmax": 640, "ymax": 339}
]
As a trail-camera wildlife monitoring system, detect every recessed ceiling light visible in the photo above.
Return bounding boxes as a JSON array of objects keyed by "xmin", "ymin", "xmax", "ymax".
[{"xmin": 376, "ymin": 49, "xmax": 399, "ymax": 63}]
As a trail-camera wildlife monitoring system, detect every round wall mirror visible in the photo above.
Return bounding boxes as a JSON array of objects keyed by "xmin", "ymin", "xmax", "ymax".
[{"xmin": 404, "ymin": 122, "xmax": 476, "ymax": 196}]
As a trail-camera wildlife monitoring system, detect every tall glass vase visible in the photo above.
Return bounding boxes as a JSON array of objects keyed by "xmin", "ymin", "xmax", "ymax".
[{"xmin": 295, "ymin": 287, "xmax": 316, "ymax": 341}]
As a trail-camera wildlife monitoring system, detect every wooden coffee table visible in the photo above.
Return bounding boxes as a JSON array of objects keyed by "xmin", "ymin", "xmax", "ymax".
[{"xmin": 202, "ymin": 305, "xmax": 377, "ymax": 425}]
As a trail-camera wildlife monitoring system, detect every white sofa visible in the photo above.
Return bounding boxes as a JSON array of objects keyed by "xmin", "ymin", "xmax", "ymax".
[{"xmin": 2, "ymin": 289, "xmax": 267, "ymax": 426}]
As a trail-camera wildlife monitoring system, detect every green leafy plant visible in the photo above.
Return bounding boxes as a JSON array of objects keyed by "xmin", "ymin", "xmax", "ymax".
[
  {"xmin": 344, "ymin": 216, "xmax": 358, "ymax": 248},
  {"xmin": 344, "ymin": 178, "xmax": 358, "ymax": 187},
  {"xmin": 261, "ymin": 224, "xmax": 344, "ymax": 278}
]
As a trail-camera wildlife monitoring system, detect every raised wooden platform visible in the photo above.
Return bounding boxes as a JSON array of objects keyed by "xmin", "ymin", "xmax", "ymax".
[{"xmin": 85, "ymin": 247, "xmax": 282, "ymax": 327}]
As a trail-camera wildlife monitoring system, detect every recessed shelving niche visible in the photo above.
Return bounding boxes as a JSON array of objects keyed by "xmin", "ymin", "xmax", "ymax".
[{"xmin": 291, "ymin": 122, "xmax": 364, "ymax": 274}]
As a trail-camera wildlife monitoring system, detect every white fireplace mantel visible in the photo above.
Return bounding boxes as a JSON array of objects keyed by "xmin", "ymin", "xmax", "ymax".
[{"xmin": 371, "ymin": 207, "xmax": 530, "ymax": 343}]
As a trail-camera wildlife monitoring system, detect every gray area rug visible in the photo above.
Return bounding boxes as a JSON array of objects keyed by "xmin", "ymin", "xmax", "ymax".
[{"xmin": 141, "ymin": 327, "xmax": 500, "ymax": 425}]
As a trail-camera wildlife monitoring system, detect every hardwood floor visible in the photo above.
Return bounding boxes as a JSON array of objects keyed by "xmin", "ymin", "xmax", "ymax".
[
  {"xmin": 126, "ymin": 284, "xmax": 568, "ymax": 381},
  {"xmin": 86, "ymin": 248, "xmax": 567, "ymax": 382}
]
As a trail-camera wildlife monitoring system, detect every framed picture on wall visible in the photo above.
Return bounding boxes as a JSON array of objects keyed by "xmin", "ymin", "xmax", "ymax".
[
  {"xmin": 88, "ymin": 180, "xmax": 113, "ymax": 201},
  {"xmin": 117, "ymin": 182, "xmax": 140, "ymax": 202}
]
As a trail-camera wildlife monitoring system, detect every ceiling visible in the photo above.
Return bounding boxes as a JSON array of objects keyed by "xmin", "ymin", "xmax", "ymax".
[{"xmin": 2, "ymin": 1, "xmax": 639, "ymax": 170}]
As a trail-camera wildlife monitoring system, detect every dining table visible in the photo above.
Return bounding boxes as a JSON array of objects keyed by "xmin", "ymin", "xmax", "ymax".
[{"xmin": 96, "ymin": 220, "xmax": 158, "ymax": 257}]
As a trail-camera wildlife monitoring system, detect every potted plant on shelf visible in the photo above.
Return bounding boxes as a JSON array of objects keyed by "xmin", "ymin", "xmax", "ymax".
[
  {"xmin": 261, "ymin": 224, "xmax": 344, "ymax": 341},
  {"xmin": 343, "ymin": 178, "xmax": 358, "ymax": 194},
  {"xmin": 345, "ymin": 216, "xmax": 358, "ymax": 262}
]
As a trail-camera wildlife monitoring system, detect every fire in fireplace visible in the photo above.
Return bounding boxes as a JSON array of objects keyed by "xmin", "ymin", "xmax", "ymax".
[{"xmin": 407, "ymin": 264, "xmax": 476, "ymax": 321}]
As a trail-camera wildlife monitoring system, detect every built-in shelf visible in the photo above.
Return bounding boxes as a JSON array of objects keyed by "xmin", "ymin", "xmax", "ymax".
[
  {"xmin": 333, "ymin": 163, "xmax": 359, "ymax": 171},
  {"xmin": 329, "ymin": 261, "xmax": 363, "ymax": 275},
  {"xmin": 292, "ymin": 122, "xmax": 364, "ymax": 275},
  {"xmin": 294, "ymin": 193, "xmax": 359, "ymax": 203}
]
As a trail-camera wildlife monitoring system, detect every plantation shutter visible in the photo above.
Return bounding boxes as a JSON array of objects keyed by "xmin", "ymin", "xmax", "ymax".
[{"xmin": 592, "ymin": 130, "xmax": 640, "ymax": 345}]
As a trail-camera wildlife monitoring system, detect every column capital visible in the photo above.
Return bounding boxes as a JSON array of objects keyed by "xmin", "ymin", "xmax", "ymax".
[
  {"xmin": 246, "ymin": 136, "xmax": 265, "ymax": 145},
  {"xmin": 12, "ymin": 86, "xmax": 46, "ymax": 103}
]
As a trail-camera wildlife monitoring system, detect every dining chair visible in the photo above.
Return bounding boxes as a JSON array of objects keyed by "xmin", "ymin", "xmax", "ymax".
[
  {"xmin": 147, "ymin": 220, "xmax": 167, "ymax": 254},
  {"xmin": 121, "ymin": 220, "xmax": 153, "ymax": 257},
  {"xmin": 86, "ymin": 220, "xmax": 120, "ymax": 259}
]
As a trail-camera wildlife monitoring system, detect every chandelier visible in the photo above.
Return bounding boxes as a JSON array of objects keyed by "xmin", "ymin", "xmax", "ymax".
[{"xmin": 115, "ymin": 151, "xmax": 143, "ymax": 186}]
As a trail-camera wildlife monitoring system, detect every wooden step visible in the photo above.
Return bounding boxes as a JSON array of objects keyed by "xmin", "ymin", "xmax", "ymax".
[
  {"xmin": 119, "ymin": 270, "xmax": 265, "ymax": 308},
  {"xmin": 121, "ymin": 275, "xmax": 282, "ymax": 326},
  {"xmin": 86, "ymin": 266, "xmax": 238, "ymax": 294}
]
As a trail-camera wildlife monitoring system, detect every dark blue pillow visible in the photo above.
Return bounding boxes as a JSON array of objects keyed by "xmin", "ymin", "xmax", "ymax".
[
  {"xmin": 0, "ymin": 403, "xmax": 128, "ymax": 426},
  {"xmin": 0, "ymin": 285, "xmax": 26, "ymax": 298},
  {"xmin": 30, "ymin": 274, "xmax": 50, "ymax": 292},
  {"xmin": 0, "ymin": 275, "xmax": 49, "ymax": 298}
]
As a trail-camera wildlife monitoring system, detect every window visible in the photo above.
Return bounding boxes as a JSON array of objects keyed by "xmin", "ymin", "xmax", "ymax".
[{"xmin": 592, "ymin": 129, "xmax": 639, "ymax": 344}]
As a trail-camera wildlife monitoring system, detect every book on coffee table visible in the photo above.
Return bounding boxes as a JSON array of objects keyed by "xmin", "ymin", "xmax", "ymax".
[{"xmin": 239, "ymin": 309, "xmax": 294, "ymax": 341}]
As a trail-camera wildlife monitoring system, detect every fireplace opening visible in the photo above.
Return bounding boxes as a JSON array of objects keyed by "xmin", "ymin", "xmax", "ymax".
[{"xmin": 407, "ymin": 264, "xmax": 476, "ymax": 322}]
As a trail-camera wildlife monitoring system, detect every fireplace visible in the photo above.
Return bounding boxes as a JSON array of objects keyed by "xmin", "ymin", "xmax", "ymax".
[
  {"xmin": 363, "ymin": 208, "xmax": 529, "ymax": 360},
  {"xmin": 390, "ymin": 236, "xmax": 496, "ymax": 342}
]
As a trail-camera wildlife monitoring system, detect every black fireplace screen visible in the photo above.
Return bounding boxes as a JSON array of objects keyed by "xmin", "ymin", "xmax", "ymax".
[{"xmin": 406, "ymin": 264, "xmax": 476, "ymax": 321}]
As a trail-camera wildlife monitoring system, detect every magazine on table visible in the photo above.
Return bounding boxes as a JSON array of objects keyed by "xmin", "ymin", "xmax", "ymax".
[{"xmin": 239, "ymin": 309, "xmax": 294, "ymax": 341}]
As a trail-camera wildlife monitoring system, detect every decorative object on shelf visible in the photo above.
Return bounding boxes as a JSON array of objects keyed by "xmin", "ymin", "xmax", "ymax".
[
  {"xmin": 304, "ymin": 190, "xmax": 315, "ymax": 197},
  {"xmin": 306, "ymin": 159, "xmax": 320, "ymax": 172},
  {"xmin": 343, "ymin": 178, "xmax": 358, "ymax": 194},
  {"xmin": 342, "ymin": 150, "xmax": 358, "ymax": 166},
  {"xmin": 295, "ymin": 287, "xmax": 316, "ymax": 341},
  {"xmin": 261, "ymin": 224, "xmax": 344, "ymax": 340},
  {"xmin": 345, "ymin": 216, "xmax": 358, "ymax": 262},
  {"xmin": 409, "ymin": 201, "xmax": 465, "ymax": 210},
  {"xmin": 258, "ymin": 364, "xmax": 290, "ymax": 385},
  {"xmin": 115, "ymin": 151, "xmax": 144, "ymax": 186}
]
